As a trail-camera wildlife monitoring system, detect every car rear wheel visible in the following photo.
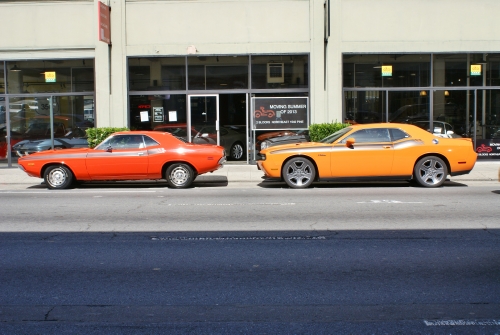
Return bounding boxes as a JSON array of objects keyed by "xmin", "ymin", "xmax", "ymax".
[
  {"xmin": 166, "ymin": 163, "xmax": 194, "ymax": 188},
  {"xmin": 230, "ymin": 142, "xmax": 244, "ymax": 160},
  {"xmin": 282, "ymin": 157, "xmax": 315, "ymax": 189},
  {"xmin": 413, "ymin": 156, "xmax": 448, "ymax": 187},
  {"xmin": 44, "ymin": 165, "xmax": 73, "ymax": 190}
]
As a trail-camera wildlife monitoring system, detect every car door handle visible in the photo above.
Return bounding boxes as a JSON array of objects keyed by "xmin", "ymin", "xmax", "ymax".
[
  {"xmin": 138, "ymin": 152, "xmax": 145, "ymax": 156},
  {"xmin": 383, "ymin": 146, "xmax": 391, "ymax": 149}
]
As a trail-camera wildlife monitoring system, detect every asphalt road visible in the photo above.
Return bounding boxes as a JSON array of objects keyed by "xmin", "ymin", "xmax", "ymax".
[{"xmin": 1, "ymin": 180, "xmax": 499, "ymax": 334}]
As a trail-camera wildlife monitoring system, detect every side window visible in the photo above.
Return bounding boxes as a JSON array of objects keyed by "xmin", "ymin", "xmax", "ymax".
[
  {"xmin": 343, "ymin": 128, "xmax": 391, "ymax": 143},
  {"xmin": 143, "ymin": 135, "xmax": 159, "ymax": 147},
  {"xmin": 389, "ymin": 128, "xmax": 410, "ymax": 141},
  {"xmin": 103, "ymin": 135, "xmax": 145, "ymax": 149}
]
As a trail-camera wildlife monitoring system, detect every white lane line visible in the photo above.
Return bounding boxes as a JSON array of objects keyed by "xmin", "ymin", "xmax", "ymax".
[
  {"xmin": 357, "ymin": 200, "xmax": 423, "ymax": 204},
  {"xmin": 151, "ymin": 235, "xmax": 324, "ymax": 241},
  {"xmin": 424, "ymin": 319, "xmax": 500, "ymax": 326},
  {"xmin": 167, "ymin": 203, "xmax": 296, "ymax": 206}
]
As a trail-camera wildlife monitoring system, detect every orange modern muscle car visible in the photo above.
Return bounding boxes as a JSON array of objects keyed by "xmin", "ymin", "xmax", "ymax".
[
  {"xmin": 18, "ymin": 131, "xmax": 226, "ymax": 189},
  {"xmin": 257, "ymin": 123, "xmax": 477, "ymax": 188}
]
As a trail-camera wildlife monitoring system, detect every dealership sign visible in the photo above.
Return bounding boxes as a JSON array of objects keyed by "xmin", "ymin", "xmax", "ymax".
[
  {"xmin": 98, "ymin": 1, "xmax": 111, "ymax": 44},
  {"xmin": 476, "ymin": 139, "xmax": 500, "ymax": 159},
  {"xmin": 251, "ymin": 97, "xmax": 309, "ymax": 130}
]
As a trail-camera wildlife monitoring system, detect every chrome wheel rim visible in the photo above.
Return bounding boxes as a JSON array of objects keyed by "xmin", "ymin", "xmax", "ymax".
[
  {"xmin": 169, "ymin": 166, "xmax": 190, "ymax": 186},
  {"xmin": 285, "ymin": 160, "xmax": 313, "ymax": 187},
  {"xmin": 47, "ymin": 167, "xmax": 67, "ymax": 188},
  {"xmin": 418, "ymin": 158, "xmax": 445, "ymax": 186},
  {"xmin": 231, "ymin": 144, "xmax": 243, "ymax": 160}
]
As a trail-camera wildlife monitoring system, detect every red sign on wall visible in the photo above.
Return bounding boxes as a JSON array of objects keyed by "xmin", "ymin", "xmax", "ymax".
[{"xmin": 98, "ymin": 1, "xmax": 111, "ymax": 44}]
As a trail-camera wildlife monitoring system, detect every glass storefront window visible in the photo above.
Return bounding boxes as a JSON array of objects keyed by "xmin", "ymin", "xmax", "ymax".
[
  {"xmin": 344, "ymin": 90, "xmax": 385, "ymax": 123},
  {"xmin": 128, "ymin": 57, "xmax": 186, "ymax": 91},
  {"xmin": 388, "ymin": 91, "xmax": 429, "ymax": 124},
  {"xmin": 1, "ymin": 95, "xmax": 94, "ymax": 160},
  {"xmin": 486, "ymin": 55, "xmax": 500, "ymax": 87},
  {"xmin": 129, "ymin": 94, "xmax": 187, "ymax": 131},
  {"xmin": 6, "ymin": 59, "xmax": 94, "ymax": 94},
  {"xmin": 343, "ymin": 54, "xmax": 430, "ymax": 88},
  {"xmin": 188, "ymin": 56, "xmax": 248, "ymax": 90},
  {"xmin": 251, "ymin": 55, "xmax": 308, "ymax": 89},
  {"xmin": 432, "ymin": 90, "xmax": 470, "ymax": 138},
  {"xmin": 0, "ymin": 61, "xmax": 5, "ymax": 94},
  {"xmin": 433, "ymin": 54, "xmax": 467, "ymax": 87}
]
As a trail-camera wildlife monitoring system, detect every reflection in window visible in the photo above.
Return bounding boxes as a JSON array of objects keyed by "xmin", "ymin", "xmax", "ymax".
[
  {"xmin": 188, "ymin": 56, "xmax": 248, "ymax": 90},
  {"xmin": 344, "ymin": 91, "xmax": 385, "ymax": 124},
  {"xmin": 251, "ymin": 55, "xmax": 308, "ymax": 89},
  {"xmin": 0, "ymin": 61, "xmax": 4, "ymax": 94},
  {"xmin": 389, "ymin": 128, "xmax": 410, "ymax": 141},
  {"xmin": 343, "ymin": 54, "xmax": 430, "ymax": 88},
  {"xmin": 388, "ymin": 91, "xmax": 429, "ymax": 123},
  {"xmin": 6, "ymin": 59, "xmax": 94, "ymax": 94},
  {"xmin": 128, "ymin": 57, "xmax": 186, "ymax": 91},
  {"xmin": 342, "ymin": 128, "xmax": 391, "ymax": 143}
]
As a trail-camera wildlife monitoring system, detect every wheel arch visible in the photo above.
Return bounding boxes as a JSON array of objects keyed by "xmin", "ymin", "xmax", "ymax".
[
  {"xmin": 413, "ymin": 153, "xmax": 451, "ymax": 177},
  {"xmin": 280, "ymin": 154, "xmax": 319, "ymax": 182},
  {"xmin": 161, "ymin": 161, "xmax": 198, "ymax": 179},
  {"xmin": 41, "ymin": 163, "xmax": 77, "ymax": 181}
]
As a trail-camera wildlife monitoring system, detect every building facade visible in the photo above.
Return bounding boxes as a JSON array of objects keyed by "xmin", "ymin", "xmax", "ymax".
[{"xmin": 1, "ymin": 0, "xmax": 500, "ymax": 167}]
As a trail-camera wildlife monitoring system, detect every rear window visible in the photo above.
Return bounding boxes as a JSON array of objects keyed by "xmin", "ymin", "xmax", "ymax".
[{"xmin": 389, "ymin": 128, "xmax": 410, "ymax": 141}]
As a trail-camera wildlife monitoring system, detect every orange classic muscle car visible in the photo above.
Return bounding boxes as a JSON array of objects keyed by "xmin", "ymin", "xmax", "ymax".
[
  {"xmin": 18, "ymin": 131, "xmax": 226, "ymax": 189},
  {"xmin": 257, "ymin": 123, "xmax": 477, "ymax": 188}
]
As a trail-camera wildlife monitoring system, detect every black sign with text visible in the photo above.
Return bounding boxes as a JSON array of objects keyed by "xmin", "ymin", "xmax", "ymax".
[
  {"xmin": 476, "ymin": 139, "xmax": 500, "ymax": 159},
  {"xmin": 252, "ymin": 97, "xmax": 309, "ymax": 130}
]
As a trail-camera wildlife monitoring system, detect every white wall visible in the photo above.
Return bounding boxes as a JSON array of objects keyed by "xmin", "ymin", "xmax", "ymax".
[
  {"xmin": 125, "ymin": 0, "xmax": 311, "ymax": 56},
  {"xmin": 0, "ymin": 1, "xmax": 94, "ymax": 52}
]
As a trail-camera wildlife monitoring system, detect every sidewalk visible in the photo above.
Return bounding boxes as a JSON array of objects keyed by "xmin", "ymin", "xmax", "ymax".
[{"xmin": 0, "ymin": 161, "xmax": 498, "ymax": 189}]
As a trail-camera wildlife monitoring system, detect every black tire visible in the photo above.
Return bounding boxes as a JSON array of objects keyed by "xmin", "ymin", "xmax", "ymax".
[
  {"xmin": 413, "ymin": 156, "xmax": 448, "ymax": 188},
  {"xmin": 282, "ymin": 157, "xmax": 316, "ymax": 189},
  {"xmin": 230, "ymin": 142, "xmax": 244, "ymax": 160},
  {"xmin": 44, "ymin": 165, "xmax": 74, "ymax": 190},
  {"xmin": 165, "ymin": 163, "xmax": 194, "ymax": 188}
]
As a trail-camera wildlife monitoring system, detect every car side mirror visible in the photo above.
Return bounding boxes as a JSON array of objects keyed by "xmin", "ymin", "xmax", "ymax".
[
  {"xmin": 201, "ymin": 133, "xmax": 209, "ymax": 138},
  {"xmin": 345, "ymin": 137, "xmax": 355, "ymax": 148},
  {"xmin": 446, "ymin": 130, "xmax": 454, "ymax": 135},
  {"xmin": 106, "ymin": 145, "xmax": 112, "ymax": 152}
]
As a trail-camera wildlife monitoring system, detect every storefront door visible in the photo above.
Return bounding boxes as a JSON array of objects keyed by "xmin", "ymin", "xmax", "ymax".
[{"xmin": 188, "ymin": 95, "xmax": 220, "ymax": 146}]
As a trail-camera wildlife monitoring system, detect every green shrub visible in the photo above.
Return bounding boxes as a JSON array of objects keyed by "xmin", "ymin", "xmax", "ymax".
[
  {"xmin": 85, "ymin": 127, "xmax": 129, "ymax": 148},
  {"xmin": 308, "ymin": 121, "xmax": 351, "ymax": 142}
]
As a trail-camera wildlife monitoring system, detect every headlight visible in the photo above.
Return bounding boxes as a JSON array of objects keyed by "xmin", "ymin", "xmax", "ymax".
[{"xmin": 260, "ymin": 140, "xmax": 271, "ymax": 150}]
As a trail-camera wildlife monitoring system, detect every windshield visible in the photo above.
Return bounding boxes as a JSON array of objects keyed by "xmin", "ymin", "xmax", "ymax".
[{"xmin": 318, "ymin": 127, "xmax": 352, "ymax": 144}]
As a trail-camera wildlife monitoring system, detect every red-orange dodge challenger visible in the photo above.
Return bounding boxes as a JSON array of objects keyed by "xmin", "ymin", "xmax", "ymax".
[
  {"xmin": 18, "ymin": 131, "xmax": 226, "ymax": 189},
  {"xmin": 257, "ymin": 123, "xmax": 477, "ymax": 188}
]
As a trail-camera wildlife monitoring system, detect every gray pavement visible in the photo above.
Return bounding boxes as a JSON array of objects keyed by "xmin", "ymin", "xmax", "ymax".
[{"xmin": 0, "ymin": 160, "xmax": 498, "ymax": 189}]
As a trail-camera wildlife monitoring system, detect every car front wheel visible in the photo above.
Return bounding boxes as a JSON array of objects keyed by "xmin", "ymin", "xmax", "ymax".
[
  {"xmin": 282, "ymin": 157, "xmax": 316, "ymax": 189},
  {"xmin": 413, "ymin": 156, "xmax": 448, "ymax": 187},
  {"xmin": 166, "ymin": 163, "xmax": 194, "ymax": 188},
  {"xmin": 44, "ymin": 165, "xmax": 74, "ymax": 189}
]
